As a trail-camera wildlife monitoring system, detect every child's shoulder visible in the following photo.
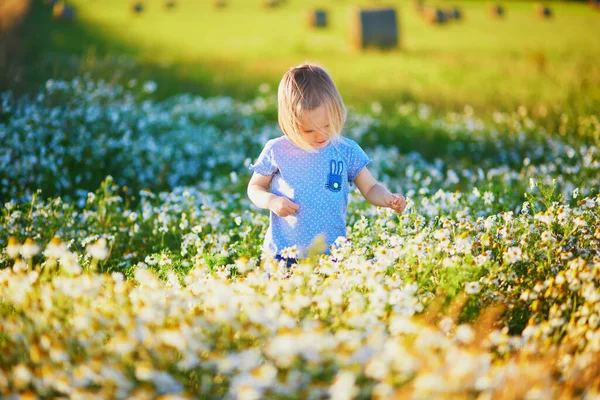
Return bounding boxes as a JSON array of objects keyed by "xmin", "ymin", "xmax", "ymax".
[
  {"xmin": 263, "ymin": 135, "xmax": 290, "ymax": 151},
  {"xmin": 335, "ymin": 136, "xmax": 363, "ymax": 153},
  {"xmin": 338, "ymin": 136, "xmax": 359, "ymax": 146}
]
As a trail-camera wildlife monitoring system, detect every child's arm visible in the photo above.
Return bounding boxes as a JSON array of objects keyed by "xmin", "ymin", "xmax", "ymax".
[
  {"xmin": 247, "ymin": 173, "xmax": 299, "ymax": 217},
  {"xmin": 354, "ymin": 167, "xmax": 406, "ymax": 213}
]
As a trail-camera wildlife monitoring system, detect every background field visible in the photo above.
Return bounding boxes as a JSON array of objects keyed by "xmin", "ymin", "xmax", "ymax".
[{"xmin": 18, "ymin": 0, "xmax": 600, "ymax": 115}]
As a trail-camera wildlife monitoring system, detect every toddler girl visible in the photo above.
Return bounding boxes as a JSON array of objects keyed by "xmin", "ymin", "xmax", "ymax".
[{"xmin": 247, "ymin": 63, "xmax": 406, "ymax": 265}]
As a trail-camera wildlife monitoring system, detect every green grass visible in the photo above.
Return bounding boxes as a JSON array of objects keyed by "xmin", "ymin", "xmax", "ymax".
[{"xmin": 16, "ymin": 0, "xmax": 600, "ymax": 114}]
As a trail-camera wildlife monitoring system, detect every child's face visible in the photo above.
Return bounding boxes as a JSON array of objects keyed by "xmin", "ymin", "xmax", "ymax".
[{"xmin": 298, "ymin": 104, "xmax": 332, "ymax": 149}]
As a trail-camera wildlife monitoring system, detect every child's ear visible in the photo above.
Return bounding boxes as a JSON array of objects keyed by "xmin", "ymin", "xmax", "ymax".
[
  {"xmin": 330, "ymin": 160, "xmax": 336, "ymax": 174},
  {"xmin": 338, "ymin": 161, "xmax": 343, "ymax": 174}
]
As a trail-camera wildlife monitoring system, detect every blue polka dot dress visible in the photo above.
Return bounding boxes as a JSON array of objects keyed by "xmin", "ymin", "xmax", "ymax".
[{"xmin": 249, "ymin": 135, "xmax": 372, "ymax": 257}]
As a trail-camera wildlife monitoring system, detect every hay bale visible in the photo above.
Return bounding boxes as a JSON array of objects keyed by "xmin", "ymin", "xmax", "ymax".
[
  {"xmin": 132, "ymin": 2, "xmax": 144, "ymax": 15},
  {"xmin": 52, "ymin": 2, "xmax": 75, "ymax": 22},
  {"xmin": 422, "ymin": 6, "xmax": 448, "ymax": 24},
  {"xmin": 350, "ymin": 8, "xmax": 398, "ymax": 50},
  {"xmin": 306, "ymin": 9, "xmax": 327, "ymax": 28},
  {"xmin": 536, "ymin": 3, "xmax": 552, "ymax": 18},
  {"xmin": 214, "ymin": 0, "xmax": 227, "ymax": 9},
  {"xmin": 489, "ymin": 3, "xmax": 505, "ymax": 18},
  {"xmin": 164, "ymin": 0, "xmax": 176, "ymax": 11},
  {"xmin": 448, "ymin": 6, "xmax": 462, "ymax": 21}
]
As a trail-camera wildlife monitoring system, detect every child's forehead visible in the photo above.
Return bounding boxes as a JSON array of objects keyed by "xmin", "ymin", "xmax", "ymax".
[{"xmin": 298, "ymin": 104, "xmax": 330, "ymax": 127}]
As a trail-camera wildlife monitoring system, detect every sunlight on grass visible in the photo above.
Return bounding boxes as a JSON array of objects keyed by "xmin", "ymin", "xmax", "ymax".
[{"xmin": 23, "ymin": 0, "xmax": 600, "ymax": 113}]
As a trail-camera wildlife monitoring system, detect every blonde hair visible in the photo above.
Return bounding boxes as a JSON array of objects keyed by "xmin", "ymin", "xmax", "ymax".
[{"xmin": 277, "ymin": 63, "xmax": 347, "ymax": 152}]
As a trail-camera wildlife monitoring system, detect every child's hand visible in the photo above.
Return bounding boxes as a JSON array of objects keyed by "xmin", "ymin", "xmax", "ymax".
[
  {"xmin": 268, "ymin": 196, "xmax": 300, "ymax": 217},
  {"xmin": 387, "ymin": 193, "xmax": 406, "ymax": 213}
]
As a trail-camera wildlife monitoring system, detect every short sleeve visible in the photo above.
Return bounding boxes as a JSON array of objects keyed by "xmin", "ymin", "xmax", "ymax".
[
  {"xmin": 347, "ymin": 140, "xmax": 372, "ymax": 183},
  {"xmin": 249, "ymin": 140, "xmax": 279, "ymax": 176}
]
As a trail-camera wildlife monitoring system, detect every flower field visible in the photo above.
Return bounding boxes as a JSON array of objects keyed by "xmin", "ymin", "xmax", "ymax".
[{"xmin": 1, "ymin": 77, "xmax": 600, "ymax": 398}]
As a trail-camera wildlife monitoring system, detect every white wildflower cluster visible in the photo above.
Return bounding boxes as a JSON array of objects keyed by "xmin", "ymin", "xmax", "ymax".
[{"xmin": 1, "ymin": 77, "xmax": 600, "ymax": 398}]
